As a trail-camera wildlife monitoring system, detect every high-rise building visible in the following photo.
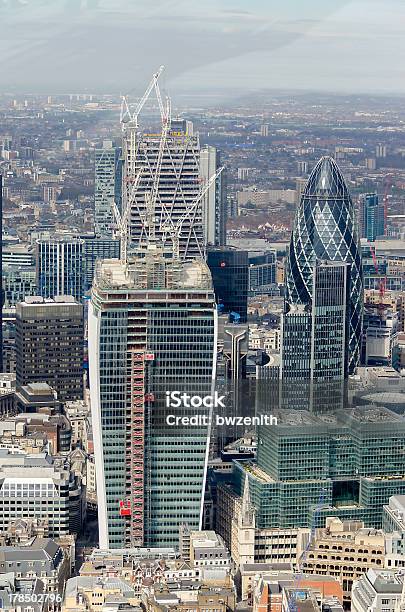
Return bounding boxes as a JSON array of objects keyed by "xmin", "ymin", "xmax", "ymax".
[
  {"xmin": 15, "ymin": 296, "xmax": 84, "ymax": 402},
  {"xmin": 207, "ymin": 247, "xmax": 249, "ymax": 324},
  {"xmin": 36, "ymin": 235, "xmax": 84, "ymax": 301},
  {"xmin": 89, "ymin": 250, "xmax": 216, "ymax": 549},
  {"xmin": 81, "ymin": 234, "xmax": 120, "ymax": 292},
  {"xmin": 285, "ymin": 156, "xmax": 363, "ymax": 373},
  {"xmin": 359, "ymin": 193, "xmax": 385, "ymax": 242},
  {"xmin": 94, "ymin": 141, "xmax": 119, "ymax": 238},
  {"xmin": 124, "ymin": 119, "xmax": 205, "ymax": 259},
  {"xmin": 248, "ymin": 251, "xmax": 277, "ymax": 295},
  {"xmin": 200, "ymin": 146, "xmax": 227, "ymax": 247},
  {"xmin": 281, "ymin": 261, "xmax": 349, "ymax": 381}
]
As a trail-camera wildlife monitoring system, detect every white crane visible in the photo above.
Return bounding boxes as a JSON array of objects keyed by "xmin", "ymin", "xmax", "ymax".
[
  {"xmin": 120, "ymin": 65, "xmax": 165, "ymax": 129},
  {"xmin": 161, "ymin": 166, "xmax": 224, "ymax": 259}
]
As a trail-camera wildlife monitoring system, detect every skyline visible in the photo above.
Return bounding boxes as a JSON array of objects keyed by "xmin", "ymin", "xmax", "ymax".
[{"xmin": 0, "ymin": 0, "xmax": 404, "ymax": 97}]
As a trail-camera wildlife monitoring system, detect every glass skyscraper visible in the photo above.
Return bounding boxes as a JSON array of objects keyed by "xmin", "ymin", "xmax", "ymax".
[
  {"xmin": 89, "ymin": 251, "xmax": 216, "ymax": 549},
  {"xmin": 359, "ymin": 193, "xmax": 385, "ymax": 242},
  {"xmin": 285, "ymin": 156, "xmax": 363, "ymax": 373}
]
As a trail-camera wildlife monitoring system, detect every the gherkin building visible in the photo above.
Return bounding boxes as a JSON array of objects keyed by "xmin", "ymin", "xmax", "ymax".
[{"xmin": 286, "ymin": 156, "xmax": 363, "ymax": 373}]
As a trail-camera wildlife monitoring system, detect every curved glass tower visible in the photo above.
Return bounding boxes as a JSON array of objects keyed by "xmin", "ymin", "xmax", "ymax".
[{"xmin": 286, "ymin": 156, "xmax": 363, "ymax": 372}]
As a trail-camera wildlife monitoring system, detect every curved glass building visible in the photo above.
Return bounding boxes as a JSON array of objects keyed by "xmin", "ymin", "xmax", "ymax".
[{"xmin": 286, "ymin": 156, "xmax": 363, "ymax": 372}]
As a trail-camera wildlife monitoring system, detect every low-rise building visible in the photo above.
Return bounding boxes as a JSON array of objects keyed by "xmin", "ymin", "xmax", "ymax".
[
  {"xmin": 0, "ymin": 450, "xmax": 84, "ymax": 537},
  {"xmin": 300, "ymin": 517, "xmax": 385, "ymax": 604},
  {"xmin": 351, "ymin": 568, "xmax": 404, "ymax": 612}
]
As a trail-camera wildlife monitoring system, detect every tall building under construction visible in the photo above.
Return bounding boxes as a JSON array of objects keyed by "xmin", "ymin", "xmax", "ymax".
[
  {"xmin": 89, "ymin": 69, "xmax": 219, "ymax": 549},
  {"xmin": 124, "ymin": 118, "xmax": 205, "ymax": 260},
  {"xmin": 89, "ymin": 250, "xmax": 216, "ymax": 548}
]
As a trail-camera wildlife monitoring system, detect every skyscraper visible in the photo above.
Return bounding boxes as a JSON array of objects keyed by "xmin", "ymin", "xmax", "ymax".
[
  {"xmin": 200, "ymin": 146, "xmax": 227, "ymax": 247},
  {"xmin": 359, "ymin": 193, "xmax": 385, "ymax": 242},
  {"xmin": 285, "ymin": 156, "xmax": 363, "ymax": 373},
  {"xmin": 15, "ymin": 296, "xmax": 84, "ymax": 402},
  {"xmin": 94, "ymin": 141, "xmax": 119, "ymax": 238},
  {"xmin": 124, "ymin": 119, "xmax": 205, "ymax": 260},
  {"xmin": 207, "ymin": 247, "xmax": 249, "ymax": 324},
  {"xmin": 89, "ymin": 251, "xmax": 216, "ymax": 549},
  {"xmin": 281, "ymin": 261, "xmax": 349, "ymax": 382},
  {"xmin": 36, "ymin": 236, "xmax": 84, "ymax": 301}
]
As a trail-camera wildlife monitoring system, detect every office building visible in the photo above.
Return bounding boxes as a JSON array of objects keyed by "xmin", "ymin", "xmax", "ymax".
[
  {"xmin": 363, "ymin": 306, "xmax": 399, "ymax": 366},
  {"xmin": 124, "ymin": 119, "xmax": 205, "ymax": 259},
  {"xmin": 36, "ymin": 235, "xmax": 84, "ymax": 301},
  {"xmin": 89, "ymin": 249, "xmax": 216, "ymax": 549},
  {"xmin": 207, "ymin": 247, "xmax": 249, "ymax": 323},
  {"xmin": 300, "ymin": 517, "xmax": 385, "ymax": 604},
  {"xmin": 248, "ymin": 251, "xmax": 277, "ymax": 295},
  {"xmin": 0, "ymin": 450, "xmax": 83, "ymax": 537},
  {"xmin": 94, "ymin": 141, "xmax": 119, "ymax": 238},
  {"xmin": 351, "ymin": 569, "xmax": 404, "ymax": 612},
  {"xmin": 281, "ymin": 261, "xmax": 349, "ymax": 381},
  {"xmin": 200, "ymin": 145, "xmax": 227, "ymax": 247},
  {"xmin": 2, "ymin": 264, "xmax": 37, "ymax": 307},
  {"xmin": 15, "ymin": 296, "xmax": 84, "ymax": 402},
  {"xmin": 285, "ymin": 156, "xmax": 363, "ymax": 373},
  {"xmin": 359, "ymin": 193, "xmax": 386, "ymax": 242},
  {"xmin": 219, "ymin": 406, "xmax": 405, "ymax": 537},
  {"xmin": 82, "ymin": 234, "xmax": 120, "ymax": 292}
]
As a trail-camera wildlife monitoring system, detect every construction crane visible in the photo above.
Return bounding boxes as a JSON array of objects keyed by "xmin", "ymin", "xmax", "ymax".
[
  {"xmin": 111, "ymin": 169, "xmax": 143, "ymax": 263},
  {"xmin": 120, "ymin": 65, "xmax": 165, "ymax": 129},
  {"xmin": 161, "ymin": 166, "xmax": 224, "ymax": 259}
]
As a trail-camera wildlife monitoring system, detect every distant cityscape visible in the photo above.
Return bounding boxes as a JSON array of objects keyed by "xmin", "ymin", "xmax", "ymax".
[{"xmin": 1, "ymin": 72, "xmax": 405, "ymax": 612}]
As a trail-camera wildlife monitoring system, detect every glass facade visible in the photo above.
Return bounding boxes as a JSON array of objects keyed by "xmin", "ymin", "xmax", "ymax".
[
  {"xmin": 89, "ymin": 255, "xmax": 216, "ymax": 549},
  {"xmin": 360, "ymin": 193, "xmax": 385, "ymax": 242},
  {"xmin": 37, "ymin": 237, "xmax": 84, "ymax": 301},
  {"xmin": 234, "ymin": 406, "xmax": 405, "ymax": 530},
  {"xmin": 285, "ymin": 156, "xmax": 363, "ymax": 373},
  {"xmin": 207, "ymin": 247, "xmax": 249, "ymax": 323}
]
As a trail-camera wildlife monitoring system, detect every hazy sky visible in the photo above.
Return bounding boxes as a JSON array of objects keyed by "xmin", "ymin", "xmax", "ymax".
[{"xmin": 0, "ymin": 0, "xmax": 404, "ymax": 97}]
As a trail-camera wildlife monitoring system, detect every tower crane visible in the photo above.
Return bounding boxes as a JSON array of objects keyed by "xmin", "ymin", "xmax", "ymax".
[
  {"xmin": 120, "ymin": 66, "xmax": 165, "ymax": 129},
  {"xmin": 161, "ymin": 166, "xmax": 224, "ymax": 259}
]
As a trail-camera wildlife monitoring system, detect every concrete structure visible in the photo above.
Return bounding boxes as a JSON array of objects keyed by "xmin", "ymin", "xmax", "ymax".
[
  {"xmin": 15, "ymin": 296, "xmax": 84, "ymax": 402},
  {"xmin": 300, "ymin": 517, "xmax": 385, "ymax": 603},
  {"xmin": 351, "ymin": 568, "xmax": 404, "ymax": 612},
  {"xmin": 0, "ymin": 451, "xmax": 84, "ymax": 537}
]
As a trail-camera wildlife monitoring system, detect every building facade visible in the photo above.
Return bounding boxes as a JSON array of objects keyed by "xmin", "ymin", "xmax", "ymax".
[
  {"xmin": 15, "ymin": 296, "xmax": 84, "ymax": 402},
  {"xmin": 94, "ymin": 141, "xmax": 119, "ymax": 238},
  {"xmin": 359, "ymin": 193, "xmax": 385, "ymax": 242},
  {"xmin": 285, "ymin": 156, "xmax": 363, "ymax": 373},
  {"xmin": 200, "ymin": 146, "xmax": 227, "ymax": 247},
  {"xmin": 89, "ymin": 250, "xmax": 216, "ymax": 549},
  {"xmin": 124, "ymin": 119, "xmax": 205, "ymax": 259},
  {"xmin": 36, "ymin": 235, "xmax": 84, "ymax": 301}
]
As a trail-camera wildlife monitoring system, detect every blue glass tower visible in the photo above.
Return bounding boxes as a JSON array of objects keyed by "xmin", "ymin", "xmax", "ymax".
[
  {"xmin": 286, "ymin": 156, "xmax": 363, "ymax": 373},
  {"xmin": 360, "ymin": 193, "xmax": 385, "ymax": 242}
]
